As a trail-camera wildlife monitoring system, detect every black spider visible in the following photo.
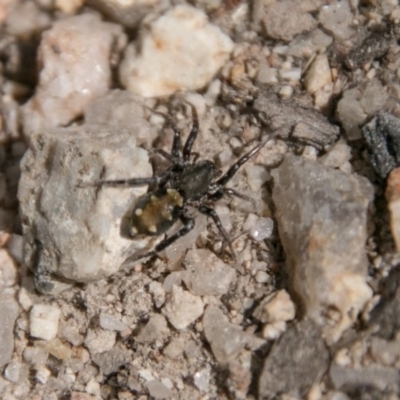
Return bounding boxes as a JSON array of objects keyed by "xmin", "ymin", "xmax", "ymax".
[{"xmin": 90, "ymin": 106, "xmax": 268, "ymax": 262}]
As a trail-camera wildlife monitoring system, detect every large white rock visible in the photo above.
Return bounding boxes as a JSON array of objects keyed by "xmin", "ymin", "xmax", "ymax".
[
  {"xmin": 120, "ymin": 5, "xmax": 234, "ymax": 97},
  {"xmin": 22, "ymin": 14, "xmax": 127, "ymax": 136}
]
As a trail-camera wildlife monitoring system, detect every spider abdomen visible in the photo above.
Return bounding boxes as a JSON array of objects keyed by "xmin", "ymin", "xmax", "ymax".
[{"xmin": 130, "ymin": 188, "xmax": 184, "ymax": 236}]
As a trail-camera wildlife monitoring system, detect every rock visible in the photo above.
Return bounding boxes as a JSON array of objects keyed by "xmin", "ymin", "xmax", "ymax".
[
  {"xmin": 362, "ymin": 111, "xmax": 400, "ymax": 180},
  {"xmin": 146, "ymin": 380, "xmax": 172, "ymax": 400},
  {"xmin": 271, "ymin": 155, "xmax": 374, "ymax": 342},
  {"xmin": 254, "ymin": 92, "xmax": 340, "ymax": 150},
  {"xmin": 136, "ymin": 314, "xmax": 169, "ymax": 343},
  {"xmin": 91, "ymin": 343, "xmax": 131, "ymax": 375},
  {"xmin": 30, "ymin": 304, "xmax": 60, "ymax": 341},
  {"xmin": 330, "ymin": 364, "xmax": 400, "ymax": 392},
  {"xmin": 193, "ymin": 366, "xmax": 211, "ymax": 393},
  {"xmin": 304, "ymin": 54, "xmax": 332, "ymax": 95},
  {"xmin": 287, "ymin": 29, "xmax": 333, "ymax": 58},
  {"xmin": 162, "ymin": 285, "xmax": 204, "ymax": 330},
  {"xmin": 18, "ymin": 125, "xmax": 152, "ymax": 293},
  {"xmin": 0, "ymin": 294, "xmax": 20, "ymax": 367},
  {"xmin": 338, "ymin": 81, "xmax": 390, "ymax": 141},
  {"xmin": 84, "ymin": 90, "xmax": 157, "ymax": 147},
  {"xmin": 119, "ymin": 5, "xmax": 233, "ymax": 97},
  {"xmin": 21, "ymin": 14, "xmax": 127, "ymax": 136},
  {"xmin": 259, "ymin": 319, "xmax": 329, "ymax": 399},
  {"xmin": 369, "ymin": 267, "xmax": 400, "ymax": 340},
  {"xmin": 203, "ymin": 306, "xmax": 264, "ymax": 366},
  {"xmin": 386, "ymin": 168, "xmax": 400, "ymax": 250},
  {"xmin": 88, "ymin": 0, "xmax": 162, "ymax": 29},
  {"xmin": 253, "ymin": 290, "xmax": 296, "ymax": 324},
  {"xmin": 319, "ymin": 0, "xmax": 354, "ymax": 41},
  {"xmin": 182, "ymin": 249, "xmax": 237, "ymax": 296},
  {"xmin": 0, "ymin": 248, "xmax": 18, "ymax": 287},
  {"xmin": 319, "ymin": 140, "xmax": 352, "ymax": 170},
  {"xmin": 261, "ymin": 1, "xmax": 317, "ymax": 42},
  {"xmin": 99, "ymin": 313, "xmax": 129, "ymax": 332},
  {"xmin": 84, "ymin": 329, "xmax": 116, "ymax": 355}
]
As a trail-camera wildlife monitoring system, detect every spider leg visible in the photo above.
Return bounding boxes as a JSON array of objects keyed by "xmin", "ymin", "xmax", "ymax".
[
  {"xmin": 216, "ymin": 140, "xmax": 268, "ymax": 186},
  {"xmin": 151, "ymin": 148, "xmax": 174, "ymax": 162},
  {"xmin": 199, "ymin": 205, "xmax": 236, "ymax": 260},
  {"xmin": 183, "ymin": 104, "xmax": 199, "ymax": 161},
  {"xmin": 129, "ymin": 214, "xmax": 195, "ymax": 261},
  {"xmin": 81, "ymin": 170, "xmax": 172, "ymax": 188},
  {"xmin": 208, "ymin": 187, "xmax": 256, "ymax": 206}
]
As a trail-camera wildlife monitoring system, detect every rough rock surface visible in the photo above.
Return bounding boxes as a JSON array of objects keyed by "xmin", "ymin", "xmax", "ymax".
[
  {"xmin": 259, "ymin": 319, "xmax": 329, "ymax": 399},
  {"xmin": 119, "ymin": 5, "xmax": 233, "ymax": 97},
  {"xmin": 272, "ymin": 154, "xmax": 374, "ymax": 342},
  {"xmin": 21, "ymin": 14, "xmax": 127, "ymax": 136},
  {"xmin": 18, "ymin": 125, "xmax": 152, "ymax": 293}
]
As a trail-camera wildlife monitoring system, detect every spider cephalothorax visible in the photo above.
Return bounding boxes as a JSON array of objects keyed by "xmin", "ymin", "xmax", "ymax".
[{"xmin": 90, "ymin": 105, "xmax": 268, "ymax": 261}]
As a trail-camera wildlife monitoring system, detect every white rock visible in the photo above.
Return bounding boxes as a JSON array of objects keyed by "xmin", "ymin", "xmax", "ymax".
[
  {"xmin": 17, "ymin": 288, "xmax": 33, "ymax": 311},
  {"xmin": 120, "ymin": 5, "xmax": 234, "ymax": 97},
  {"xmin": 35, "ymin": 366, "xmax": 51, "ymax": 384},
  {"xmin": 84, "ymin": 329, "xmax": 116, "ymax": 354},
  {"xmin": 262, "ymin": 321, "xmax": 287, "ymax": 340},
  {"xmin": 253, "ymin": 290, "xmax": 296, "ymax": 323},
  {"xmin": 22, "ymin": 14, "xmax": 127, "ymax": 136},
  {"xmin": 99, "ymin": 313, "xmax": 129, "ymax": 331},
  {"xmin": 320, "ymin": 140, "xmax": 352, "ymax": 169},
  {"xmin": 4, "ymin": 361, "xmax": 21, "ymax": 383},
  {"xmin": 30, "ymin": 304, "xmax": 61, "ymax": 341},
  {"xmin": 162, "ymin": 285, "xmax": 204, "ymax": 330},
  {"xmin": 249, "ymin": 217, "xmax": 274, "ymax": 241},
  {"xmin": 304, "ymin": 54, "xmax": 332, "ymax": 94}
]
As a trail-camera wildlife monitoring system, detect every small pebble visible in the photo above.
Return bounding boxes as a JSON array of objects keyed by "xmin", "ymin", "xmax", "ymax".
[{"xmin": 30, "ymin": 304, "xmax": 61, "ymax": 341}]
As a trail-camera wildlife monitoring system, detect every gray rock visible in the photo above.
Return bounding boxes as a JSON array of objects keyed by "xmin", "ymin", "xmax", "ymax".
[
  {"xmin": 330, "ymin": 364, "xmax": 400, "ymax": 392},
  {"xmin": 258, "ymin": 319, "xmax": 329, "ymax": 399},
  {"xmin": 261, "ymin": 1, "xmax": 317, "ymax": 42},
  {"xmin": 203, "ymin": 306, "xmax": 264, "ymax": 366},
  {"xmin": 91, "ymin": 343, "xmax": 131, "ymax": 376},
  {"xmin": 136, "ymin": 314, "xmax": 169, "ymax": 343},
  {"xmin": 0, "ymin": 294, "xmax": 19, "ymax": 368},
  {"xmin": 272, "ymin": 155, "xmax": 374, "ymax": 342},
  {"xmin": 18, "ymin": 125, "xmax": 152, "ymax": 293},
  {"xmin": 254, "ymin": 92, "xmax": 340, "ymax": 150},
  {"xmin": 147, "ymin": 379, "xmax": 172, "ymax": 400}
]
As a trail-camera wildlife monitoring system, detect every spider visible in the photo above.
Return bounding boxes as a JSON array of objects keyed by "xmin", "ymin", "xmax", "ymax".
[{"xmin": 89, "ymin": 105, "xmax": 269, "ymax": 262}]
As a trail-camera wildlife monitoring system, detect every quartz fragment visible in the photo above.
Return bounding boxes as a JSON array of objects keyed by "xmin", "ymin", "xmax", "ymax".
[
  {"xmin": 120, "ymin": 5, "xmax": 233, "ymax": 97},
  {"xmin": 304, "ymin": 54, "xmax": 332, "ymax": 95},
  {"xmin": 259, "ymin": 319, "xmax": 329, "ymax": 399},
  {"xmin": 18, "ymin": 125, "xmax": 152, "ymax": 293},
  {"xmin": 0, "ymin": 248, "xmax": 18, "ymax": 287},
  {"xmin": 84, "ymin": 329, "xmax": 116, "ymax": 355},
  {"xmin": 21, "ymin": 14, "xmax": 127, "ymax": 136},
  {"xmin": 253, "ymin": 290, "xmax": 295, "ymax": 324},
  {"xmin": 162, "ymin": 285, "xmax": 204, "ymax": 330},
  {"xmin": 182, "ymin": 249, "xmax": 236, "ymax": 296},
  {"xmin": 0, "ymin": 294, "xmax": 19, "ymax": 367},
  {"xmin": 386, "ymin": 168, "xmax": 400, "ymax": 251},
  {"xmin": 272, "ymin": 155, "xmax": 374, "ymax": 342},
  {"xmin": 319, "ymin": 0, "xmax": 354, "ymax": 41},
  {"xmin": 30, "ymin": 304, "xmax": 60, "ymax": 341}
]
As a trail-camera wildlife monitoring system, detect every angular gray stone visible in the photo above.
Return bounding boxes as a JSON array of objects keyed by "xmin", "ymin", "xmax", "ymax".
[
  {"xmin": 0, "ymin": 294, "xmax": 20, "ymax": 367},
  {"xmin": 18, "ymin": 125, "xmax": 152, "ymax": 293},
  {"xmin": 203, "ymin": 306, "xmax": 264, "ymax": 366},
  {"xmin": 272, "ymin": 155, "xmax": 374, "ymax": 342},
  {"xmin": 259, "ymin": 319, "xmax": 329, "ymax": 399}
]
